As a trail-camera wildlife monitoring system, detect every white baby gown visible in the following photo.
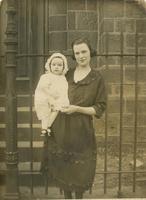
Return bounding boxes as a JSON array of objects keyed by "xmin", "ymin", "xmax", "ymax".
[{"xmin": 34, "ymin": 72, "xmax": 69, "ymax": 121}]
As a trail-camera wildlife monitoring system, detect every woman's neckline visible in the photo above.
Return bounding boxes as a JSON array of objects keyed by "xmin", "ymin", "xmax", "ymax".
[{"xmin": 73, "ymin": 67, "xmax": 92, "ymax": 83}]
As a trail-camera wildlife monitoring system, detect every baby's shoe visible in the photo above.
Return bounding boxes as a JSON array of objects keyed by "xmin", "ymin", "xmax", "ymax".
[
  {"xmin": 47, "ymin": 127, "xmax": 52, "ymax": 136},
  {"xmin": 40, "ymin": 129, "xmax": 48, "ymax": 136}
]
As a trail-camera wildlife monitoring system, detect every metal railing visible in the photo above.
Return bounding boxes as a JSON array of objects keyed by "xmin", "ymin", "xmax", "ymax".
[
  {"xmin": 1, "ymin": 0, "xmax": 146, "ymax": 199},
  {"xmin": 13, "ymin": 35, "xmax": 146, "ymax": 198}
]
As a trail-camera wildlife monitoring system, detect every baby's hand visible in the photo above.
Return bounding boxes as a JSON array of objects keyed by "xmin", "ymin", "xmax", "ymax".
[
  {"xmin": 60, "ymin": 106, "xmax": 69, "ymax": 112},
  {"xmin": 61, "ymin": 105, "xmax": 78, "ymax": 114}
]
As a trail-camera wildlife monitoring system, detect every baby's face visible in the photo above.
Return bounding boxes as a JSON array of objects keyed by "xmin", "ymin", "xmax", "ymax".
[{"xmin": 50, "ymin": 57, "xmax": 64, "ymax": 75}]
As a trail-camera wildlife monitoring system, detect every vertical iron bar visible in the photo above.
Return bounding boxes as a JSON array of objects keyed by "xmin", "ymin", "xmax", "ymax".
[
  {"xmin": 118, "ymin": 32, "xmax": 124, "ymax": 197},
  {"xmin": 66, "ymin": 0, "xmax": 69, "ymax": 55},
  {"xmin": 43, "ymin": 0, "xmax": 48, "ymax": 71},
  {"xmin": 133, "ymin": 32, "xmax": 138, "ymax": 192},
  {"xmin": 27, "ymin": 0, "xmax": 34, "ymax": 194},
  {"xmin": 103, "ymin": 32, "xmax": 109, "ymax": 194},
  {"xmin": 44, "ymin": 0, "xmax": 49, "ymax": 195},
  {"xmin": 4, "ymin": 0, "xmax": 20, "ymax": 199},
  {"xmin": 28, "ymin": 0, "xmax": 33, "ymax": 195}
]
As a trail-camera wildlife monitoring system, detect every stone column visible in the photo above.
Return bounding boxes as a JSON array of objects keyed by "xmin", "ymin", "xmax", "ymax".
[{"xmin": 4, "ymin": 0, "xmax": 19, "ymax": 199}]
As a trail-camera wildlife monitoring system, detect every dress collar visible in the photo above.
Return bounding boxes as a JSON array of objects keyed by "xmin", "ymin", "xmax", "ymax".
[{"xmin": 68, "ymin": 68, "xmax": 98, "ymax": 85}]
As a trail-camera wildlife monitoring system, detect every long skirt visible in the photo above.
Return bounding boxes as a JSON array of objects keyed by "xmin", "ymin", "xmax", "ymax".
[{"xmin": 41, "ymin": 134, "xmax": 97, "ymax": 193}]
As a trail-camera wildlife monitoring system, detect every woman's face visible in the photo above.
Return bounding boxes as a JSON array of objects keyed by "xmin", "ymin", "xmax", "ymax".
[
  {"xmin": 50, "ymin": 57, "xmax": 64, "ymax": 75},
  {"xmin": 73, "ymin": 43, "xmax": 91, "ymax": 67}
]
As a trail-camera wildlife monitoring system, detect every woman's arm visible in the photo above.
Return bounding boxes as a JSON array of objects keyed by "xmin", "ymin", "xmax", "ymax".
[{"xmin": 61, "ymin": 105, "xmax": 96, "ymax": 116}]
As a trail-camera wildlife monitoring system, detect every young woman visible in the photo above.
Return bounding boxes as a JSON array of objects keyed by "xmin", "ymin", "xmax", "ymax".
[{"xmin": 41, "ymin": 38, "xmax": 107, "ymax": 199}]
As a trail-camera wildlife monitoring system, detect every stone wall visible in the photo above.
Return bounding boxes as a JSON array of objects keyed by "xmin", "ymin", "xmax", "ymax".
[
  {"xmin": 48, "ymin": 0, "xmax": 99, "ymax": 67},
  {"xmin": 48, "ymin": 0, "xmax": 98, "ymax": 49},
  {"xmin": 95, "ymin": 0, "xmax": 146, "ymax": 144}
]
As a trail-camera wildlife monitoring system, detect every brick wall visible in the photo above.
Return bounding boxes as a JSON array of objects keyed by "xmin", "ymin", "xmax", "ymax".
[{"xmin": 95, "ymin": 0, "xmax": 146, "ymax": 143}]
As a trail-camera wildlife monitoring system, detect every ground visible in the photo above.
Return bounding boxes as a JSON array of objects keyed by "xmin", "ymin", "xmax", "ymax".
[{"xmin": 0, "ymin": 144, "xmax": 146, "ymax": 199}]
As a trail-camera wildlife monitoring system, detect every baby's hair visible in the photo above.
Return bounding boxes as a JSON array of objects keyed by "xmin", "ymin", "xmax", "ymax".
[{"xmin": 71, "ymin": 37, "xmax": 97, "ymax": 60}]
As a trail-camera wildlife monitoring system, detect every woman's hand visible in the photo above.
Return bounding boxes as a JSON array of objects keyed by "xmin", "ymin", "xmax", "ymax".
[
  {"xmin": 61, "ymin": 105, "xmax": 96, "ymax": 116},
  {"xmin": 61, "ymin": 105, "xmax": 78, "ymax": 114}
]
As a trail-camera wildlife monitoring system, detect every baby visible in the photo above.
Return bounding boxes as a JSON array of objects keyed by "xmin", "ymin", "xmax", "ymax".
[{"xmin": 34, "ymin": 53, "xmax": 70, "ymax": 136}]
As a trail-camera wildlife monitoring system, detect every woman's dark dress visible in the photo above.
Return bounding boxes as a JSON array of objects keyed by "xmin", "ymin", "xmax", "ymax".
[{"xmin": 41, "ymin": 69, "xmax": 106, "ymax": 192}]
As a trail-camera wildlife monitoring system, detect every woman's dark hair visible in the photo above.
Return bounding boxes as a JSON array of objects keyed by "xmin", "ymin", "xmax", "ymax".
[{"xmin": 71, "ymin": 37, "xmax": 97, "ymax": 60}]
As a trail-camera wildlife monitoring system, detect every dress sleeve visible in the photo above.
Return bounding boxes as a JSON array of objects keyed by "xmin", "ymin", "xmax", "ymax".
[{"xmin": 92, "ymin": 74, "xmax": 107, "ymax": 118}]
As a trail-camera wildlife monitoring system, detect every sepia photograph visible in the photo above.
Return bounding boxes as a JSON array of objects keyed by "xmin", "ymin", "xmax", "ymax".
[{"xmin": 0, "ymin": 0, "xmax": 146, "ymax": 199}]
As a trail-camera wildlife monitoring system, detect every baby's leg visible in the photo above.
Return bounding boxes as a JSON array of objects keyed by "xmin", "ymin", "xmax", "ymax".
[
  {"xmin": 47, "ymin": 110, "xmax": 59, "ymax": 128},
  {"xmin": 46, "ymin": 111, "xmax": 58, "ymax": 136},
  {"xmin": 41, "ymin": 117, "xmax": 49, "ymax": 130},
  {"xmin": 41, "ymin": 117, "xmax": 50, "ymax": 136}
]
